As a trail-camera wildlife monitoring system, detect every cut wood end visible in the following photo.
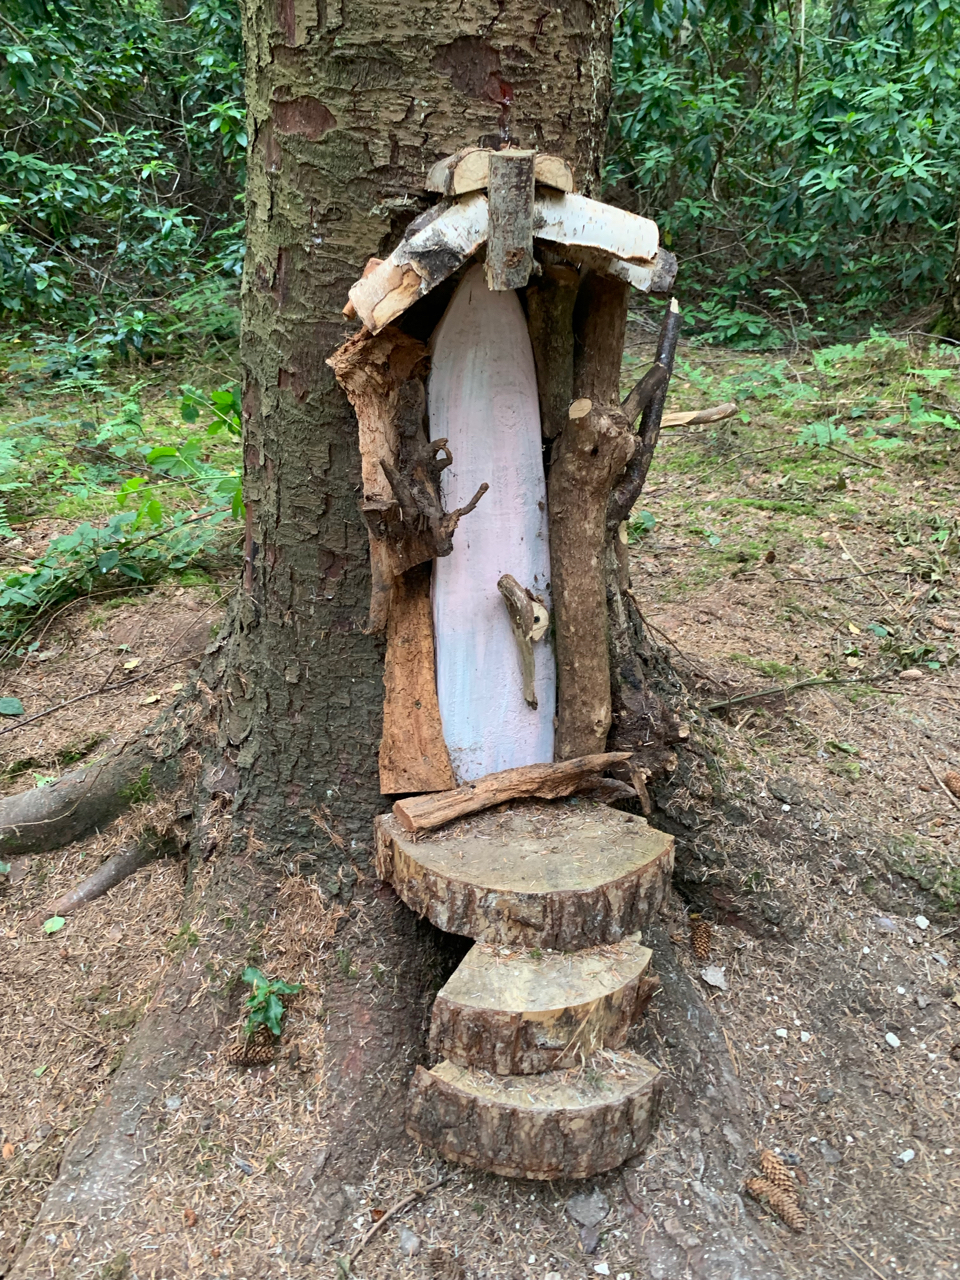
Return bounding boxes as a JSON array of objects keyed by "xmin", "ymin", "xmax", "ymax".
[
  {"xmin": 407, "ymin": 1051, "xmax": 662, "ymax": 1179},
  {"xmin": 425, "ymin": 148, "xmax": 575, "ymax": 197},
  {"xmin": 569, "ymin": 398, "xmax": 592, "ymax": 420}
]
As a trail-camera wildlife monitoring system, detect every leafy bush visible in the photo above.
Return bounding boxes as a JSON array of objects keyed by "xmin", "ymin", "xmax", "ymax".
[
  {"xmin": 610, "ymin": 0, "xmax": 960, "ymax": 337},
  {"xmin": 0, "ymin": 0, "xmax": 244, "ymax": 337}
]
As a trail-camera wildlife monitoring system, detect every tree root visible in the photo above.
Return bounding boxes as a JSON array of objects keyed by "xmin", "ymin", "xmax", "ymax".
[
  {"xmin": 0, "ymin": 684, "xmax": 208, "ymax": 859},
  {"xmin": 36, "ymin": 835, "xmax": 173, "ymax": 922}
]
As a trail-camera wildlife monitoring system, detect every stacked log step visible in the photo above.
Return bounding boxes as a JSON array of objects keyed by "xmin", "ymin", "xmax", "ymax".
[{"xmin": 375, "ymin": 798, "xmax": 674, "ymax": 1179}]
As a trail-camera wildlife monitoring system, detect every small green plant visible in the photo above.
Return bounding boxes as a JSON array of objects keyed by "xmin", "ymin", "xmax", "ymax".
[
  {"xmin": 627, "ymin": 509, "xmax": 656, "ymax": 542},
  {"xmin": 336, "ymin": 948, "xmax": 358, "ymax": 978},
  {"xmin": 240, "ymin": 966, "xmax": 302, "ymax": 1037}
]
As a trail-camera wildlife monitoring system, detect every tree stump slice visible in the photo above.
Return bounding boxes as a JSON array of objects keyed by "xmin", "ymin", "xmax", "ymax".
[
  {"xmin": 374, "ymin": 799, "xmax": 674, "ymax": 949},
  {"xmin": 429, "ymin": 934, "xmax": 657, "ymax": 1074},
  {"xmin": 407, "ymin": 1051, "xmax": 662, "ymax": 1180}
]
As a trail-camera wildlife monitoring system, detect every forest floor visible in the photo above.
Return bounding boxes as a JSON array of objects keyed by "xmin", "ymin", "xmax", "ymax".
[{"xmin": 2, "ymin": 322, "xmax": 960, "ymax": 1279}]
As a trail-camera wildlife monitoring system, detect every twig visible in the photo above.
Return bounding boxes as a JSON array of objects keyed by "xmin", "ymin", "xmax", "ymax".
[
  {"xmin": 623, "ymin": 589, "xmax": 714, "ymax": 682},
  {"xmin": 824, "ymin": 1225, "xmax": 889, "ymax": 1280},
  {"xmin": 0, "ymin": 652, "xmax": 204, "ymax": 737},
  {"xmin": 345, "ymin": 1174, "xmax": 451, "ymax": 1270},
  {"xmin": 837, "ymin": 534, "xmax": 895, "ymax": 607},
  {"xmin": 825, "ymin": 444, "xmax": 884, "ymax": 470},
  {"xmin": 779, "ymin": 569, "xmax": 909, "ymax": 584},
  {"xmin": 921, "ymin": 752, "xmax": 960, "ymax": 813},
  {"xmin": 704, "ymin": 673, "xmax": 901, "ymax": 713}
]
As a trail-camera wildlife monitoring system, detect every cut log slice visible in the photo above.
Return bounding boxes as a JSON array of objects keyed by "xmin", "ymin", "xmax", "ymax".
[
  {"xmin": 375, "ymin": 799, "xmax": 674, "ymax": 949},
  {"xmin": 407, "ymin": 1051, "xmax": 662, "ymax": 1180},
  {"xmin": 429, "ymin": 934, "xmax": 657, "ymax": 1074}
]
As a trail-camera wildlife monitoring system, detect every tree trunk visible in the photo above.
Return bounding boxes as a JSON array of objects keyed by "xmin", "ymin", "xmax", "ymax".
[{"xmin": 222, "ymin": 0, "xmax": 620, "ymax": 869}]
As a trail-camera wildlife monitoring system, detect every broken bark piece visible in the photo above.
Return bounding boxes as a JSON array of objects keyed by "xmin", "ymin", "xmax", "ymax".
[
  {"xmin": 390, "ymin": 751, "xmax": 630, "ymax": 833},
  {"xmin": 534, "ymin": 192, "xmax": 659, "ymax": 265},
  {"xmin": 328, "ymin": 328, "xmax": 488, "ymax": 631},
  {"xmin": 426, "ymin": 148, "xmax": 575, "ymax": 198},
  {"xmin": 497, "ymin": 574, "xmax": 549, "ymax": 710},
  {"xmin": 348, "ymin": 195, "xmax": 490, "ymax": 333},
  {"xmin": 429, "ymin": 935, "xmax": 657, "ymax": 1074},
  {"xmin": 375, "ymin": 798, "xmax": 674, "ymax": 948},
  {"xmin": 485, "ymin": 150, "xmax": 536, "ymax": 291},
  {"xmin": 603, "ymin": 248, "xmax": 678, "ymax": 295},
  {"xmin": 406, "ymin": 1050, "xmax": 662, "ymax": 1179},
  {"xmin": 525, "ymin": 260, "xmax": 579, "ymax": 440},
  {"xmin": 379, "ymin": 563, "xmax": 456, "ymax": 795},
  {"xmin": 326, "ymin": 326, "xmax": 429, "ymax": 629}
]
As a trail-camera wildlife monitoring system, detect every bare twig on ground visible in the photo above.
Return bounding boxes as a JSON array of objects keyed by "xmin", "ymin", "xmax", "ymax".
[
  {"xmin": 704, "ymin": 672, "xmax": 901, "ymax": 713},
  {"xmin": 0, "ymin": 651, "xmax": 204, "ymax": 738},
  {"xmin": 837, "ymin": 534, "xmax": 895, "ymax": 607},
  {"xmin": 344, "ymin": 1174, "xmax": 451, "ymax": 1271}
]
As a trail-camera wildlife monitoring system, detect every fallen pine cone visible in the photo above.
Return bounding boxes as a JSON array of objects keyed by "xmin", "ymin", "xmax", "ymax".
[
  {"xmin": 744, "ymin": 1177, "xmax": 807, "ymax": 1232},
  {"xmin": 943, "ymin": 771, "xmax": 960, "ymax": 800},
  {"xmin": 227, "ymin": 1022, "xmax": 276, "ymax": 1068},
  {"xmin": 689, "ymin": 914, "xmax": 712, "ymax": 961},
  {"xmin": 759, "ymin": 1149, "xmax": 796, "ymax": 1195}
]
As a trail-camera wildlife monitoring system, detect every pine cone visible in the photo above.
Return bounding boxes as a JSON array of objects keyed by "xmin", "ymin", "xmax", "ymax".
[
  {"xmin": 227, "ymin": 1022, "xmax": 276, "ymax": 1068},
  {"xmin": 689, "ymin": 914, "xmax": 711, "ymax": 961},
  {"xmin": 744, "ymin": 1177, "xmax": 807, "ymax": 1232},
  {"xmin": 759, "ymin": 1149, "xmax": 796, "ymax": 1194},
  {"xmin": 943, "ymin": 771, "xmax": 960, "ymax": 800}
]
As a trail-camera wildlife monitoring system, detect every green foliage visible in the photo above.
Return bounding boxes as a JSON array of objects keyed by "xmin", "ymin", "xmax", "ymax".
[
  {"xmin": 240, "ymin": 966, "xmax": 302, "ymax": 1038},
  {"xmin": 610, "ymin": 0, "xmax": 960, "ymax": 336},
  {"xmin": 0, "ymin": 0, "xmax": 244, "ymax": 338},
  {"xmin": 0, "ymin": 349, "xmax": 241, "ymax": 650},
  {"xmin": 0, "ymin": 697, "xmax": 24, "ymax": 715},
  {"xmin": 43, "ymin": 915, "xmax": 65, "ymax": 934}
]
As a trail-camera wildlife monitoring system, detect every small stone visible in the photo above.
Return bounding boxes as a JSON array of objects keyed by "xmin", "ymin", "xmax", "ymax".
[
  {"xmin": 897, "ymin": 1149, "xmax": 915, "ymax": 1165},
  {"xmin": 761, "ymin": 900, "xmax": 783, "ymax": 924},
  {"xmin": 775, "ymin": 1028, "xmax": 788, "ymax": 1039},
  {"xmin": 398, "ymin": 1227, "xmax": 420, "ymax": 1257},
  {"xmin": 817, "ymin": 1088, "xmax": 836, "ymax": 1104},
  {"xmin": 779, "ymin": 1092, "xmax": 799, "ymax": 1109},
  {"xmin": 876, "ymin": 917, "xmax": 897, "ymax": 932},
  {"xmin": 234, "ymin": 1157, "xmax": 253, "ymax": 1175},
  {"xmin": 567, "ymin": 1189, "xmax": 610, "ymax": 1229},
  {"xmin": 579, "ymin": 1224, "xmax": 601, "ymax": 1254},
  {"xmin": 820, "ymin": 1142, "xmax": 842, "ymax": 1165},
  {"xmin": 700, "ymin": 965, "xmax": 727, "ymax": 990},
  {"xmin": 916, "ymin": 994, "xmax": 930, "ymax": 1010},
  {"xmin": 885, "ymin": 1032, "xmax": 901, "ymax": 1049},
  {"xmin": 164, "ymin": 1096, "xmax": 182, "ymax": 1111},
  {"xmin": 545, "ymin": 1274, "xmax": 562, "ymax": 1280},
  {"xmin": 594, "ymin": 1266, "xmax": 611, "ymax": 1277},
  {"xmin": 899, "ymin": 668, "xmax": 925, "ymax": 681},
  {"xmin": 915, "ymin": 915, "xmax": 930, "ymax": 930},
  {"xmin": 800, "ymin": 1031, "xmax": 811, "ymax": 1043},
  {"xmin": 897, "ymin": 986, "xmax": 907, "ymax": 995}
]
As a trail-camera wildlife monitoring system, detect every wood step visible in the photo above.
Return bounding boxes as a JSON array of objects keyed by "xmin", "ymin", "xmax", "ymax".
[
  {"xmin": 375, "ymin": 799, "xmax": 673, "ymax": 949},
  {"xmin": 430, "ymin": 935, "xmax": 657, "ymax": 1074},
  {"xmin": 407, "ymin": 1052, "xmax": 662, "ymax": 1180}
]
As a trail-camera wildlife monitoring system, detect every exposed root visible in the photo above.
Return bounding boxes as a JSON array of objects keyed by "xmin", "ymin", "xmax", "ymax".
[
  {"xmin": 36, "ymin": 835, "xmax": 174, "ymax": 922},
  {"xmin": 0, "ymin": 685, "xmax": 212, "ymax": 860}
]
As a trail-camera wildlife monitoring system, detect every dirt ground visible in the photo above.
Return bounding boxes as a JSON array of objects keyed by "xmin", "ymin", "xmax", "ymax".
[{"xmin": 3, "ymin": 331, "xmax": 960, "ymax": 1279}]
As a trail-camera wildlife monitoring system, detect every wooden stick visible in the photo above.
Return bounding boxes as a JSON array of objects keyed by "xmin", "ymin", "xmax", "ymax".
[
  {"xmin": 391, "ymin": 751, "xmax": 632, "ymax": 833},
  {"xmin": 345, "ymin": 1174, "xmax": 451, "ymax": 1271},
  {"xmin": 607, "ymin": 298, "xmax": 682, "ymax": 533},
  {"xmin": 660, "ymin": 401, "xmax": 737, "ymax": 428},
  {"xmin": 620, "ymin": 364, "xmax": 670, "ymax": 426}
]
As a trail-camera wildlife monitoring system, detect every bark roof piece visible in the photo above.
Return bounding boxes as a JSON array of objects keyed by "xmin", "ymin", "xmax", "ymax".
[{"xmin": 346, "ymin": 191, "xmax": 662, "ymax": 334}]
